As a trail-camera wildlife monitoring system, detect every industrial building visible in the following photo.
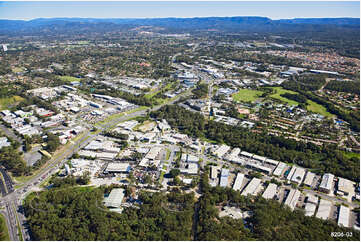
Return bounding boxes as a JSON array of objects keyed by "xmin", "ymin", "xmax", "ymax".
[
  {"xmin": 104, "ymin": 163, "xmax": 131, "ymax": 174},
  {"xmin": 315, "ymin": 199, "xmax": 332, "ymax": 220},
  {"xmin": 337, "ymin": 205, "xmax": 350, "ymax": 227},
  {"xmin": 262, "ymin": 183, "xmax": 278, "ymax": 200},
  {"xmin": 284, "ymin": 189, "xmax": 301, "ymax": 210},
  {"xmin": 181, "ymin": 154, "xmax": 199, "ymax": 163},
  {"xmin": 232, "ymin": 173, "xmax": 245, "ymax": 191},
  {"xmin": 246, "ymin": 162, "xmax": 272, "ymax": 175},
  {"xmin": 273, "ymin": 162, "xmax": 287, "ymax": 177},
  {"xmin": 303, "ymin": 171, "xmax": 315, "ymax": 187},
  {"xmin": 288, "ymin": 166, "xmax": 306, "ymax": 185},
  {"xmin": 264, "ymin": 158, "xmax": 279, "ymax": 166},
  {"xmin": 319, "ymin": 173, "xmax": 334, "ymax": 194},
  {"xmin": 304, "ymin": 203, "xmax": 317, "ymax": 217},
  {"xmin": 103, "ymin": 188, "xmax": 125, "ymax": 208},
  {"xmin": 241, "ymin": 178, "xmax": 261, "ymax": 196},
  {"xmin": 213, "ymin": 144, "xmax": 231, "ymax": 158},
  {"xmin": 337, "ymin": 177, "xmax": 354, "ymax": 196},
  {"xmin": 219, "ymin": 168, "xmax": 230, "ymax": 187}
]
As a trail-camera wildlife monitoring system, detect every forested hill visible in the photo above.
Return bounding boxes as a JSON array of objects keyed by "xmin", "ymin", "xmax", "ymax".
[
  {"xmin": 1, "ymin": 16, "xmax": 359, "ymax": 58},
  {"xmin": 0, "ymin": 16, "xmax": 359, "ymax": 34}
]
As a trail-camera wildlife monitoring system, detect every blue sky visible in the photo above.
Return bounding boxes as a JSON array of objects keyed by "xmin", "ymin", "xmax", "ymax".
[{"xmin": 0, "ymin": 1, "xmax": 359, "ymax": 20}]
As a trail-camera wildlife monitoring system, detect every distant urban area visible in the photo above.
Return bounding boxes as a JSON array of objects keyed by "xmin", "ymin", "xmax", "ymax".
[{"xmin": 0, "ymin": 15, "xmax": 360, "ymax": 241}]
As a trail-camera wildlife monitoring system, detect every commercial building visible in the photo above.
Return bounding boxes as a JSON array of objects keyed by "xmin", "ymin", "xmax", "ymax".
[
  {"xmin": 337, "ymin": 205, "xmax": 350, "ymax": 227},
  {"xmin": 241, "ymin": 178, "xmax": 261, "ymax": 196},
  {"xmin": 262, "ymin": 183, "xmax": 278, "ymax": 200},
  {"xmin": 303, "ymin": 171, "xmax": 315, "ymax": 187},
  {"xmin": 219, "ymin": 168, "xmax": 230, "ymax": 187},
  {"xmin": 319, "ymin": 173, "xmax": 334, "ymax": 194},
  {"xmin": 232, "ymin": 173, "xmax": 245, "ymax": 191},
  {"xmin": 103, "ymin": 188, "xmax": 125, "ymax": 208},
  {"xmin": 284, "ymin": 189, "xmax": 301, "ymax": 210},
  {"xmin": 315, "ymin": 199, "xmax": 332, "ymax": 220}
]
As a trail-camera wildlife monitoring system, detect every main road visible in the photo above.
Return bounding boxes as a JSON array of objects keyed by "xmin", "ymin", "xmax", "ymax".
[{"xmin": 0, "ymin": 88, "xmax": 192, "ymax": 241}]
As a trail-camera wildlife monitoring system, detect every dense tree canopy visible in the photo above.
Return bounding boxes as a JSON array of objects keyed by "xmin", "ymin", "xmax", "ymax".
[{"xmin": 151, "ymin": 105, "xmax": 359, "ymax": 181}]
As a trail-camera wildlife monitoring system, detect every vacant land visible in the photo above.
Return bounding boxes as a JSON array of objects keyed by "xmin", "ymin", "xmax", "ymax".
[
  {"xmin": 232, "ymin": 89, "xmax": 264, "ymax": 102},
  {"xmin": 269, "ymin": 87, "xmax": 299, "ymax": 106},
  {"xmin": 0, "ymin": 96, "xmax": 25, "ymax": 110},
  {"xmin": 306, "ymin": 100, "xmax": 334, "ymax": 118},
  {"xmin": 57, "ymin": 76, "xmax": 82, "ymax": 82},
  {"xmin": 0, "ymin": 213, "xmax": 10, "ymax": 241}
]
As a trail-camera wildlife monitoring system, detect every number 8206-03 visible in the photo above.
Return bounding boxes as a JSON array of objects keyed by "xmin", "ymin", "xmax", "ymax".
[{"xmin": 331, "ymin": 232, "xmax": 353, "ymax": 237}]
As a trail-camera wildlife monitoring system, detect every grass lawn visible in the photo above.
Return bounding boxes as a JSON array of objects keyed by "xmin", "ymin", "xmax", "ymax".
[
  {"xmin": 232, "ymin": 89, "xmax": 264, "ymax": 102},
  {"xmin": 0, "ymin": 213, "xmax": 10, "ymax": 241},
  {"xmin": 57, "ymin": 75, "xmax": 82, "ymax": 82},
  {"xmin": 0, "ymin": 96, "xmax": 25, "ymax": 110},
  {"xmin": 269, "ymin": 87, "xmax": 299, "ymax": 106},
  {"xmin": 306, "ymin": 100, "xmax": 334, "ymax": 118}
]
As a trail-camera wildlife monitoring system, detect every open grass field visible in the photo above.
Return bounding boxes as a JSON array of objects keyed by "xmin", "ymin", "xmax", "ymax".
[
  {"xmin": 0, "ymin": 96, "xmax": 25, "ymax": 110},
  {"xmin": 232, "ymin": 89, "xmax": 264, "ymax": 102},
  {"xmin": 57, "ymin": 75, "xmax": 82, "ymax": 82},
  {"xmin": 0, "ymin": 213, "xmax": 10, "ymax": 241},
  {"xmin": 306, "ymin": 100, "xmax": 334, "ymax": 118},
  {"xmin": 269, "ymin": 87, "xmax": 299, "ymax": 106}
]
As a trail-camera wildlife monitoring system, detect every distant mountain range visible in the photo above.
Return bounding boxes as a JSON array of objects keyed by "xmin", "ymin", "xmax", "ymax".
[{"xmin": 0, "ymin": 16, "xmax": 359, "ymax": 34}]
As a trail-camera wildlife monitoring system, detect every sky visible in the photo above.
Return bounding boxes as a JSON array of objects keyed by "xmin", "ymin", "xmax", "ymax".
[{"xmin": 0, "ymin": 1, "xmax": 359, "ymax": 20}]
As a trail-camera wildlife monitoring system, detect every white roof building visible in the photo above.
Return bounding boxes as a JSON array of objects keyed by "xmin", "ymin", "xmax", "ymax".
[
  {"xmin": 145, "ymin": 147, "xmax": 162, "ymax": 160},
  {"xmin": 337, "ymin": 177, "xmax": 354, "ymax": 196},
  {"xmin": 181, "ymin": 154, "xmax": 199, "ymax": 163},
  {"xmin": 338, "ymin": 205, "xmax": 350, "ymax": 227},
  {"xmin": 284, "ymin": 189, "xmax": 301, "ymax": 210},
  {"xmin": 180, "ymin": 163, "xmax": 198, "ymax": 175},
  {"xmin": 273, "ymin": 162, "xmax": 287, "ymax": 177},
  {"xmin": 103, "ymin": 188, "xmax": 125, "ymax": 208},
  {"xmin": 105, "ymin": 163, "xmax": 131, "ymax": 173},
  {"xmin": 315, "ymin": 199, "xmax": 332, "ymax": 220},
  {"xmin": 219, "ymin": 168, "xmax": 230, "ymax": 187},
  {"xmin": 319, "ymin": 173, "xmax": 334, "ymax": 194},
  {"xmin": 304, "ymin": 203, "xmax": 317, "ymax": 217},
  {"xmin": 213, "ymin": 144, "xmax": 230, "ymax": 158},
  {"xmin": 241, "ymin": 178, "xmax": 262, "ymax": 196},
  {"xmin": 264, "ymin": 158, "xmax": 279, "ymax": 166},
  {"xmin": 290, "ymin": 167, "xmax": 306, "ymax": 185},
  {"xmin": 232, "ymin": 173, "xmax": 245, "ymax": 191},
  {"xmin": 303, "ymin": 171, "xmax": 315, "ymax": 187},
  {"xmin": 262, "ymin": 183, "xmax": 278, "ymax": 200}
]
